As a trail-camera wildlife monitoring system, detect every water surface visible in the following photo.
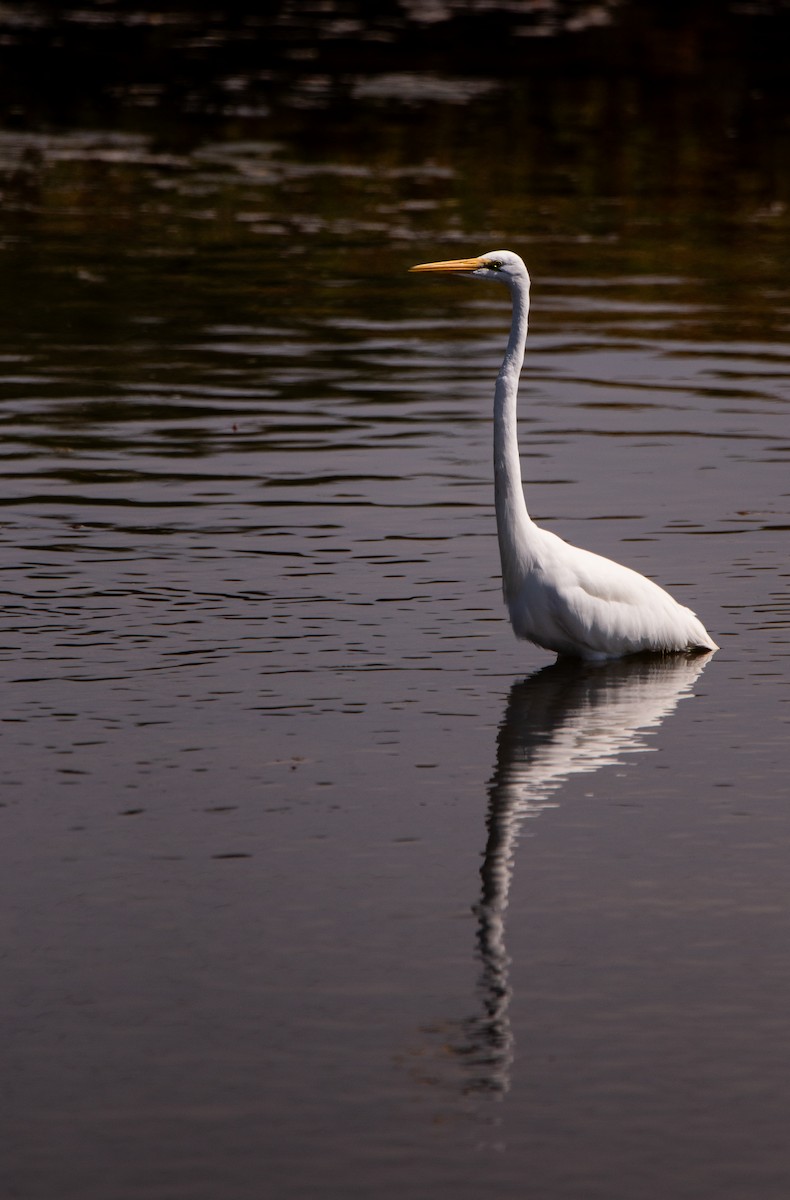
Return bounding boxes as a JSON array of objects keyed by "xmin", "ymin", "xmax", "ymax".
[{"xmin": 2, "ymin": 7, "xmax": 790, "ymax": 1198}]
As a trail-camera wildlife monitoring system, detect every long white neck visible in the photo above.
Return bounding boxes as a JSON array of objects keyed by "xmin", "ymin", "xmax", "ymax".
[{"xmin": 494, "ymin": 278, "xmax": 534, "ymax": 600}]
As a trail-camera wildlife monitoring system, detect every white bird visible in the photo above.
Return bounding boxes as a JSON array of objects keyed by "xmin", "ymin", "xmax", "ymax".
[{"xmin": 410, "ymin": 250, "xmax": 718, "ymax": 661}]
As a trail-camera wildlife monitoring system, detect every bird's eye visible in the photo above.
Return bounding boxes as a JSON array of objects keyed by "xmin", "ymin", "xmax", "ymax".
[{"xmin": 488, "ymin": 260, "xmax": 502, "ymax": 270}]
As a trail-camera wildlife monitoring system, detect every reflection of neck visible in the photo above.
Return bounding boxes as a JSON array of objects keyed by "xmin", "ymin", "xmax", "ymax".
[
  {"xmin": 474, "ymin": 795, "xmax": 515, "ymax": 1044},
  {"xmin": 493, "ymin": 279, "xmax": 534, "ymax": 602},
  {"xmin": 477, "ymin": 785, "xmax": 516, "ymax": 970},
  {"xmin": 463, "ymin": 708, "xmax": 527, "ymax": 1096}
]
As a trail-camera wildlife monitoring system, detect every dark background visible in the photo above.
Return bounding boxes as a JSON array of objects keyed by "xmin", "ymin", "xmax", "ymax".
[{"xmin": 2, "ymin": 2, "xmax": 789, "ymax": 157}]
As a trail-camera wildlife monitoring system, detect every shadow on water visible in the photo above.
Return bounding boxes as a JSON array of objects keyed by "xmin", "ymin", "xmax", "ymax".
[{"xmin": 458, "ymin": 652, "xmax": 714, "ymax": 1098}]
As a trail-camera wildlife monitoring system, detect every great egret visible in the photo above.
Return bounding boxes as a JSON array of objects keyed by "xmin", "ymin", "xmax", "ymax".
[{"xmin": 410, "ymin": 250, "xmax": 718, "ymax": 661}]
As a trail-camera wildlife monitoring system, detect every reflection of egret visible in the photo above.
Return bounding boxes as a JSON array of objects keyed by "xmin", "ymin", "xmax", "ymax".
[
  {"xmin": 410, "ymin": 251, "xmax": 717, "ymax": 660},
  {"xmin": 462, "ymin": 652, "xmax": 714, "ymax": 1097}
]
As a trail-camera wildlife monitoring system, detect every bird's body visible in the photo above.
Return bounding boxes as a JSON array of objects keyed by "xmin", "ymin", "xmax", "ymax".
[{"xmin": 410, "ymin": 250, "xmax": 717, "ymax": 662}]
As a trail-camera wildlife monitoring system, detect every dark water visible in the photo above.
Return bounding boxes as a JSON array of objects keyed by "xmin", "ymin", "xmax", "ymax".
[{"xmin": 2, "ymin": 5, "xmax": 790, "ymax": 1198}]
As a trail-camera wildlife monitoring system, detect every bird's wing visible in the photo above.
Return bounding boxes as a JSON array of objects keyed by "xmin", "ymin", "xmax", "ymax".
[{"xmin": 541, "ymin": 539, "xmax": 705, "ymax": 656}]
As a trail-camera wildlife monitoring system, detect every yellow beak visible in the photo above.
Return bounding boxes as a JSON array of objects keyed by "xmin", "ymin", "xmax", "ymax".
[{"xmin": 409, "ymin": 256, "xmax": 488, "ymax": 273}]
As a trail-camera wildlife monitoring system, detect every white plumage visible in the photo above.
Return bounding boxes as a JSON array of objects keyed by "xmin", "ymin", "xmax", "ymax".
[{"xmin": 410, "ymin": 249, "xmax": 718, "ymax": 661}]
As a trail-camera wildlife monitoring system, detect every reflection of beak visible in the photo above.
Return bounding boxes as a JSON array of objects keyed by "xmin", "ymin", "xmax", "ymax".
[{"xmin": 409, "ymin": 256, "xmax": 488, "ymax": 273}]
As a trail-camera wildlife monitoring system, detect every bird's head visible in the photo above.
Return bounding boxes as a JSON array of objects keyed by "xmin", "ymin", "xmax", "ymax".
[{"xmin": 409, "ymin": 249, "xmax": 529, "ymax": 287}]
